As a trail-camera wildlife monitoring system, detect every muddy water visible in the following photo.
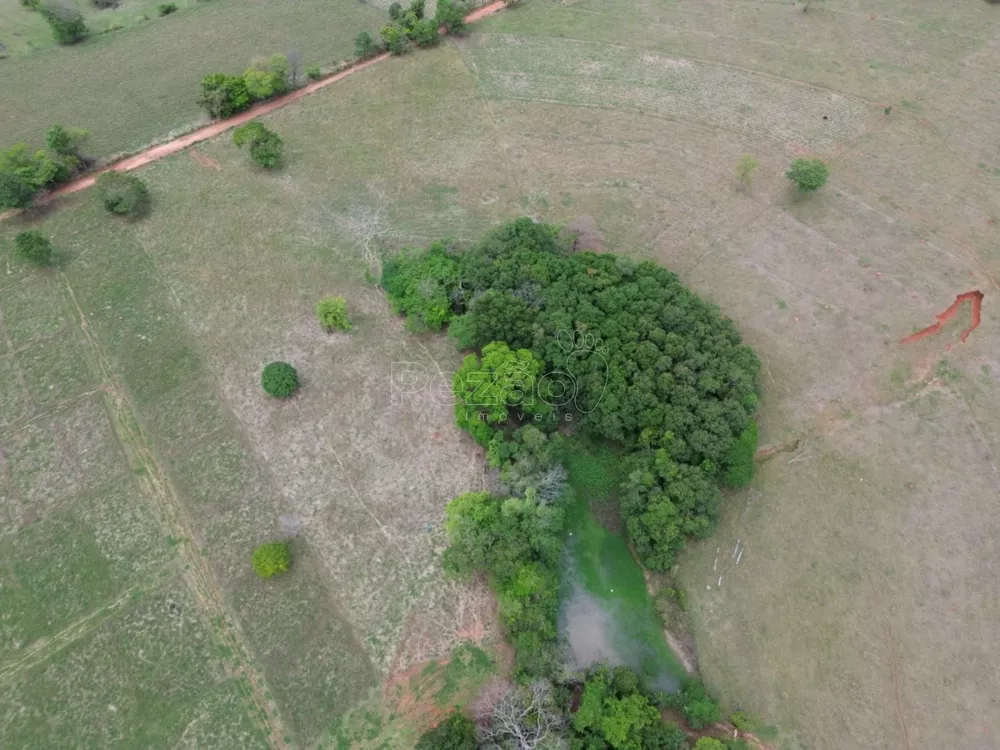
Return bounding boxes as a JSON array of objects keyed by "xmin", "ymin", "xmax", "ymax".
[{"xmin": 559, "ymin": 521, "xmax": 687, "ymax": 693}]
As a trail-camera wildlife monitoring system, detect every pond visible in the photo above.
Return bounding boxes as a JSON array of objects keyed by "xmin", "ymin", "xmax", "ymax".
[{"xmin": 558, "ymin": 441, "xmax": 687, "ymax": 692}]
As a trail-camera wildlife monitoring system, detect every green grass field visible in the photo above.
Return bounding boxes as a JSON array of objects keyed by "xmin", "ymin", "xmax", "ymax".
[
  {"xmin": 0, "ymin": 0, "xmax": 387, "ymax": 158},
  {"xmin": 3, "ymin": 0, "xmax": 1000, "ymax": 748}
]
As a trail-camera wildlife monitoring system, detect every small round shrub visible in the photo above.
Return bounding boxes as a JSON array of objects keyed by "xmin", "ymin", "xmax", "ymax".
[
  {"xmin": 158, "ymin": 2, "xmax": 177, "ymax": 14},
  {"xmin": 261, "ymin": 361, "xmax": 299, "ymax": 398},
  {"xmin": 315, "ymin": 296, "xmax": 351, "ymax": 332},
  {"xmin": 232, "ymin": 122, "xmax": 284, "ymax": 169},
  {"xmin": 786, "ymin": 157, "xmax": 829, "ymax": 194},
  {"xmin": 96, "ymin": 171, "xmax": 150, "ymax": 216},
  {"xmin": 251, "ymin": 541, "xmax": 290, "ymax": 578},
  {"xmin": 14, "ymin": 231, "xmax": 54, "ymax": 267},
  {"xmin": 305, "ymin": 64, "xmax": 322, "ymax": 80}
]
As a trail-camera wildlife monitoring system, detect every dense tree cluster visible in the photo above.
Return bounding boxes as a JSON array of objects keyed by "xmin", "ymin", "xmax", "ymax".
[
  {"xmin": 0, "ymin": 123, "xmax": 89, "ymax": 208},
  {"xmin": 379, "ymin": 0, "xmax": 467, "ymax": 55},
  {"xmin": 198, "ymin": 54, "xmax": 292, "ymax": 118},
  {"xmin": 416, "ymin": 666, "xmax": 735, "ymax": 750},
  {"xmin": 384, "ymin": 218, "xmax": 760, "ymax": 574},
  {"xmin": 443, "ymin": 489, "xmax": 565, "ymax": 676}
]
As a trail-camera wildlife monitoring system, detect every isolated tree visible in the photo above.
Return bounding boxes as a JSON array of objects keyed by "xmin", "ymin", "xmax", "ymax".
[
  {"xmin": 415, "ymin": 710, "xmax": 477, "ymax": 750},
  {"xmin": 354, "ymin": 30, "xmax": 380, "ymax": 59},
  {"xmin": 786, "ymin": 157, "xmax": 828, "ymax": 194},
  {"xmin": 260, "ymin": 361, "xmax": 299, "ymax": 397},
  {"xmin": 251, "ymin": 541, "xmax": 290, "ymax": 578},
  {"xmin": 388, "ymin": 1, "xmax": 402, "ymax": 19},
  {"xmin": 735, "ymin": 154, "xmax": 758, "ymax": 189},
  {"xmin": 315, "ymin": 296, "xmax": 352, "ymax": 332},
  {"xmin": 14, "ymin": 231, "xmax": 54, "ymax": 267},
  {"xmin": 40, "ymin": 3, "xmax": 88, "ymax": 44},
  {"xmin": 232, "ymin": 122, "xmax": 284, "ymax": 169},
  {"xmin": 96, "ymin": 171, "xmax": 150, "ymax": 216}
]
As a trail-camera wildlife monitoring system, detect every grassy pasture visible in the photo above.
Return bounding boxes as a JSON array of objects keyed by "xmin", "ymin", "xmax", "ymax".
[
  {"xmin": 0, "ymin": 0, "xmax": 387, "ymax": 158},
  {"xmin": 1, "ymin": 0, "xmax": 999, "ymax": 748},
  {"xmin": 0, "ymin": 0, "xmax": 203, "ymax": 55}
]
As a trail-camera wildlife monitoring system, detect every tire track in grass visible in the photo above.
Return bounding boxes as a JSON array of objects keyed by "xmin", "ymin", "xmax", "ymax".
[{"xmin": 58, "ymin": 275, "xmax": 290, "ymax": 749}]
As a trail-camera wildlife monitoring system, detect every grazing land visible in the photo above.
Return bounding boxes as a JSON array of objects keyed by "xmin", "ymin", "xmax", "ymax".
[
  {"xmin": 0, "ymin": 0, "xmax": 386, "ymax": 158},
  {"xmin": 2, "ymin": 0, "xmax": 1000, "ymax": 748}
]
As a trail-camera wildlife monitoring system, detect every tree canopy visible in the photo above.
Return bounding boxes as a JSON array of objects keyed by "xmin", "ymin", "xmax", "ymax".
[{"xmin": 384, "ymin": 218, "xmax": 760, "ymax": 571}]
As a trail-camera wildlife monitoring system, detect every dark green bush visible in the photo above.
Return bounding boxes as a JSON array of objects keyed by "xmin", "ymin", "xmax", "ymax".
[
  {"xmin": 14, "ymin": 231, "xmax": 54, "ymax": 267},
  {"xmin": 261, "ymin": 361, "xmax": 299, "ymax": 398},
  {"xmin": 435, "ymin": 0, "xmax": 466, "ymax": 34},
  {"xmin": 786, "ymin": 158, "xmax": 829, "ymax": 193},
  {"xmin": 354, "ymin": 30, "xmax": 380, "ymax": 59},
  {"xmin": 40, "ymin": 4, "xmax": 88, "ymax": 44},
  {"xmin": 158, "ymin": 2, "xmax": 177, "ymax": 14},
  {"xmin": 232, "ymin": 122, "xmax": 284, "ymax": 169},
  {"xmin": 251, "ymin": 542, "xmax": 290, "ymax": 578},
  {"xmin": 663, "ymin": 678, "xmax": 723, "ymax": 730},
  {"xmin": 96, "ymin": 171, "xmax": 150, "ymax": 216},
  {"xmin": 305, "ymin": 64, "xmax": 322, "ymax": 80},
  {"xmin": 388, "ymin": 1, "xmax": 402, "ymax": 19},
  {"xmin": 414, "ymin": 710, "xmax": 477, "ymax": 750},
  {"xmin": 0, "ymin": 170, "xmax": 36, "ymax": 209}
]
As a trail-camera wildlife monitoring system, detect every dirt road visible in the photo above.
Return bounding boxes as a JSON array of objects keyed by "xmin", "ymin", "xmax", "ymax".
[{"xmin": 12, "ymin": 0, "xmax": 507, "ymax": 209}]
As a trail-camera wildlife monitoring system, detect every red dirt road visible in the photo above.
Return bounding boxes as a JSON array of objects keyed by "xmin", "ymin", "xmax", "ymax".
[{"xmin": 7, "ymin": 1, "xmax": 506, "ymax": 211}]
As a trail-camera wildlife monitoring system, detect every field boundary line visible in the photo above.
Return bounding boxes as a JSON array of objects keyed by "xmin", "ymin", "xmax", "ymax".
[
  {"xmin": 0, "ymin": 1, "xmax": 507, "ymax": 222},
  {"xmin": 58, "ymin": 274, "xmax": 290, "ymax": 748}
]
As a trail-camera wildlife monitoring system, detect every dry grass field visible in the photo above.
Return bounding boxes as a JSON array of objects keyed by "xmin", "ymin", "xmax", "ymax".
[{"xmin": 2, "ymin": 0, "xmax": 999, "ymax": 748}]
